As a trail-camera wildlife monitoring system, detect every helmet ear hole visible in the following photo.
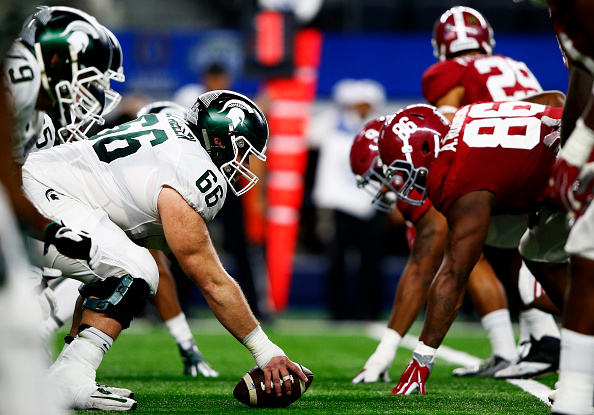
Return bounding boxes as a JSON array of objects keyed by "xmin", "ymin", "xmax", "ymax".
[{"xmin": 421, "ymin": 140, "xmax": 430, "ymax": 156}]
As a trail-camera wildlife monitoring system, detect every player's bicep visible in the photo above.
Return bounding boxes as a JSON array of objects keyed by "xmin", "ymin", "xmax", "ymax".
[{"xmin": 157, "ymin": 186, "xmax": 223, "ymax": 286}]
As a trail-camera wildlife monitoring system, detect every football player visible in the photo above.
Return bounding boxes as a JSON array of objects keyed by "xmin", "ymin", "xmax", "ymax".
[
  {"xmin": 350, "ymin": 115, "xmax": 519, "ymax": 382},
  {"xmin": 0, "ymin": 4, "xmax": 67, "ymax": 414},
  {"xmin": 3, "ymin": 6, "xmax": 150, "ymax": 407},
  {"xmin": 41, "ymin": 99, "xmax": 220, "ymax": 379},
  {"xmin": 22, "ymin": 90, "xmax": 309, "ymax": 411},
  {"xmin": 423, "ymin": 6, "xmax": 562, "ymax": 379},
  {"xmin": 377, "ymin": 92, "xmax": 566, "ymax": 395},
  {"xmin": 3, "ymin": 6, "xmax": 105, "ymax": 280},
  {"xmin": 544, "ymin": 1, "xmax": 594, "ymax": 413}
]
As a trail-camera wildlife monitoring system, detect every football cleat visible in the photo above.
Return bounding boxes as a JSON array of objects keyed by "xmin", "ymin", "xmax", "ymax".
[
  {"xmin": 86, "ymin": 387, "xmax": 137, "ymax": 411},
  {"xmin": 452, "ymin": 355, "xmax": 512, "ymax": 377},
  {"xmin": 494, "ymin": 336, "xmax": 560, "ymax": 379},
  {"xmin": 179, "ymin": 343, "xmax": 219, "ymax": 378},
  {"xmin": 96, "ymin": 382, "xmax": 134, "ymax": 399}
]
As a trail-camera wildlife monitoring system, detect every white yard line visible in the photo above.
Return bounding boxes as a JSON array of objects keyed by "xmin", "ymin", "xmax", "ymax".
[{"xmin": 366, "ymin": 322, "xmax": 552, "ymax": 407}]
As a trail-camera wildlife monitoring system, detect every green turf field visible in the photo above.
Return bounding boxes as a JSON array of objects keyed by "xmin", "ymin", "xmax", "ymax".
[{"xmin": 54, "ymin": 317, "xmax": 557, "ymax": 414}]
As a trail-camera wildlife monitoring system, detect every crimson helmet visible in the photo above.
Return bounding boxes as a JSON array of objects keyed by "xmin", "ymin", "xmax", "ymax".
[
  {"xmin": 349, "ymin": 116, "xmax": 396, "ymax": 212},
  {"xmin": 378, "ymin": 104, "xmax": 450, "ymax": 206},
  {"xmin": 432, "ymin": 6, "xmax": 495, "ymax": 61}
]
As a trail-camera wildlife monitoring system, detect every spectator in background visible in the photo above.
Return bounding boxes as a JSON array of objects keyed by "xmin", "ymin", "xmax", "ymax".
[
  {"xmin": 173, "ymin": 62, "xmax": 270, "ymax": 321},
  {"xmin": 173, "ymin": 62, "xmax": 229, "ymax": 109},
  {"xmin": 310, "ymin": 78, "xmax": 389, "ymax": 321}
]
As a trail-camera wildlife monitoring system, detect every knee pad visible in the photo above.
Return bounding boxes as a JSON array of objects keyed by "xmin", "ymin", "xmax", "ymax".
[{"xmin": 79, "ymin": 275, "xmax": 150, "ymax": 329}]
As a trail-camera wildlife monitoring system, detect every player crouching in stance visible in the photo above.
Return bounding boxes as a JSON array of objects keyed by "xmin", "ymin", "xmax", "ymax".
[
  {"xmin": 377, "ymin": 94, "xmax": 566, "ymax": 395},
  {"xmin": 22, "ymin": 90, "xmax": 308, "ymax": 411}
]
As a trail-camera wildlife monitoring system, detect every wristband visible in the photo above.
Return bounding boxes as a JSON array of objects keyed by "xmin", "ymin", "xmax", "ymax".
[
  {"xmin": 560, "ymin": 118, "xmax": 594, "ymax": 168},
  {"xmin": 376, "ymin": 328, "xmax": 402, "ymax": 353},
  {"xmin": 412, "ymin": 341, "xmax": 437, "ymax": 371},
  {"xmin": 242, "ymin": 326, "xmax": 285, "ymax": 369},
  {"xmin": 437, "ymin": 105, "xmax": 458, "ymax": 116}
]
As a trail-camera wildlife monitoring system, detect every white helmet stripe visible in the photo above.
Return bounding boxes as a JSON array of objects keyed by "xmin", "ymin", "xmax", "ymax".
[{"xmin": 452, "ymin": 8, "xmax": 469, "ymax": 43}]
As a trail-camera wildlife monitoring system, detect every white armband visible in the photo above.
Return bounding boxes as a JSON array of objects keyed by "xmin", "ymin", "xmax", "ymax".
[
  {"xmin": 560, "ymin": 118, "xmax": 594, "ymax": 168},
  {"xmin": 437, "ymin": 105, "xmax": 458, "ymax": 116},
  {"xmin": 242, "ymin": 326, "xmax": 285, "ymax": 369}
]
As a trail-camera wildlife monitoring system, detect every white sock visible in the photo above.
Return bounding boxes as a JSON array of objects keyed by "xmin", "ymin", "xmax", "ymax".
[
  {"xmin": 164, "ymin": 313, "xmax": 194, "ymax": 350},
  {"xmin": 519, "ymin": 308, "xmax": 560, "ymax": 341},
  {"xmin": 481, "ymin": 309, "xmax": 518, "ymax": 362},
  {"xmin": 49, "ymin": 327, "xmax": 113, "ymax": 409},
  {"xmin": 553, "ymin": 329, "xmax": 594, "ymax": 415},
  {"xmin": 518, "ymin": 314, "xmax": 530, "ymax": 345}
]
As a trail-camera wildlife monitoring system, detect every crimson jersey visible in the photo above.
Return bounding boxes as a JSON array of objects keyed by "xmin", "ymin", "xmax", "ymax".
[
  {"xmin": 427, "ymin": 101, "xmax": 562, "ymax": 215},
  {"xmin": 422, "ymin": 54, "xmax": 542, "ymax": 106},
  {"xmin": 397, "ymin": 191, "xmax": 432, "ymax": 225}
]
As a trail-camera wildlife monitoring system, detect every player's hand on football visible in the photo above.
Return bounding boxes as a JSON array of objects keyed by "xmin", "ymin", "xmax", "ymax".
[
  {"xmin": 390, "ymin": 356, "xmax": 432, "ymax": 395},
  {"xmin": 44, "ymin": 221, "xmax": 101, "ymax": 269},
  {"xmin": 263, "ymin": 356, "xmax": 308, "ymax": 397}
]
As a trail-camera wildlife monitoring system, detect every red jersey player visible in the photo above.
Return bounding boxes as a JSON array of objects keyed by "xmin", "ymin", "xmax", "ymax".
[
  {"xmin": 543, "ymin": 1, "xmax": 594, "ymax": 413},
  {"xmin": 423, "ymin": 6, "xmax": 542, "ymax": 122},
  {"xmin": 423, "ymin": 6, "xmax": 562, "ymax": 380},
  {"xmin": 350, "ymin": 114, "xmax": 518, "ymax": 383},
  {"xmin": 378, "ymin": 92, "xmax": 566, "ymax": 395}
]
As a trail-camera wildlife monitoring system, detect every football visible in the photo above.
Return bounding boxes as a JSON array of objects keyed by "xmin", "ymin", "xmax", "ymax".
[{"xmin": 233, "ymin": 364, "xmax": 314, "ymax": 408}]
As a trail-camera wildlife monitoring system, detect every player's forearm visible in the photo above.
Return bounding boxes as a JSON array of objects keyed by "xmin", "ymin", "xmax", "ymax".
[
  {"xmin": 419, "ymin": 267, "xmax": 468, "ymax": 348},
  {"xmin": 198, "ymin": 273, "xmax": 259, "ymax": 341},
  {"xmin": 387, "ymin": 264, "xmax": 432, "ymax": 336}
]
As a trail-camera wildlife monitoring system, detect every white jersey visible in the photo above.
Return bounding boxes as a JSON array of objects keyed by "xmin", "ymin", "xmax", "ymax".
[
  {"xmin": 4, "ymin": 41, "xmax": 56, "ymax": 164},
  {"xmin": 23, "ymin": 113, "xmax": 227, "ymax": 250}
]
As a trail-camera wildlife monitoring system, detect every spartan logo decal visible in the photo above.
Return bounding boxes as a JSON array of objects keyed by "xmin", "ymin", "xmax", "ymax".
[
  {"xmin": 218, "ymin": 99, "xmax": 254, "ymax": 132},
  {"xmin": 59, "ymin": 21, "xmax": 100, "ymax": 56},
  {"xmin": 45, "ymin": 189, "xmax": 60, "ymax": 201}
]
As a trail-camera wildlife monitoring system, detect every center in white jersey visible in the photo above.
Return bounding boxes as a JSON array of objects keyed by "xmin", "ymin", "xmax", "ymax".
[{"xmin": 23, "ymin": 113, "xmax": 227, "ymax": 251}]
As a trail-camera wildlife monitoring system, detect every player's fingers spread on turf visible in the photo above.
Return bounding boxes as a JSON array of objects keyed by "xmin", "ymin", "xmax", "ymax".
[{"xmin": 352, "ymin": 369, "xmax": 365, "ymax": 383}]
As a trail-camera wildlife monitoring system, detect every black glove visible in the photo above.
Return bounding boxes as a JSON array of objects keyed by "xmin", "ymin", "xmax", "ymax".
[{"xmin": 44, "ymin": 221, "xmax": 100, "ymax": 269}]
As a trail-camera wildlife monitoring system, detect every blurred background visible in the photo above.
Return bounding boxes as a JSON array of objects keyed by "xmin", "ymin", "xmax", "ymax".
[{"xmin": 34, "ymin": 0, "xmax": 567, "ymax": 321}]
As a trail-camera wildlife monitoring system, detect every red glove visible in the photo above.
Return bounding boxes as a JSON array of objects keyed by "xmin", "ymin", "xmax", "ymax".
[
  {"xmin": 548, "ymin": 158, "xmax": 594, "ymax": 221},
  {"xmin": 390, "ymin": 357, "xmax": 432, "ymax": 395}
]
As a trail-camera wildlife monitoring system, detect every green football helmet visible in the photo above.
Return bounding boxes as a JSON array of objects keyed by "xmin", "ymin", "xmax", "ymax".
[
  {"xmin": 186, "ymin": 90, "xmax": 268, "ymax": 196},
  {"xmin": 19, "ymin": 6, "xmax": 114, "ymax": 140},
  {"xmin": 99, "ymin": 25, "xmax": 124, "ymax": 116}
]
